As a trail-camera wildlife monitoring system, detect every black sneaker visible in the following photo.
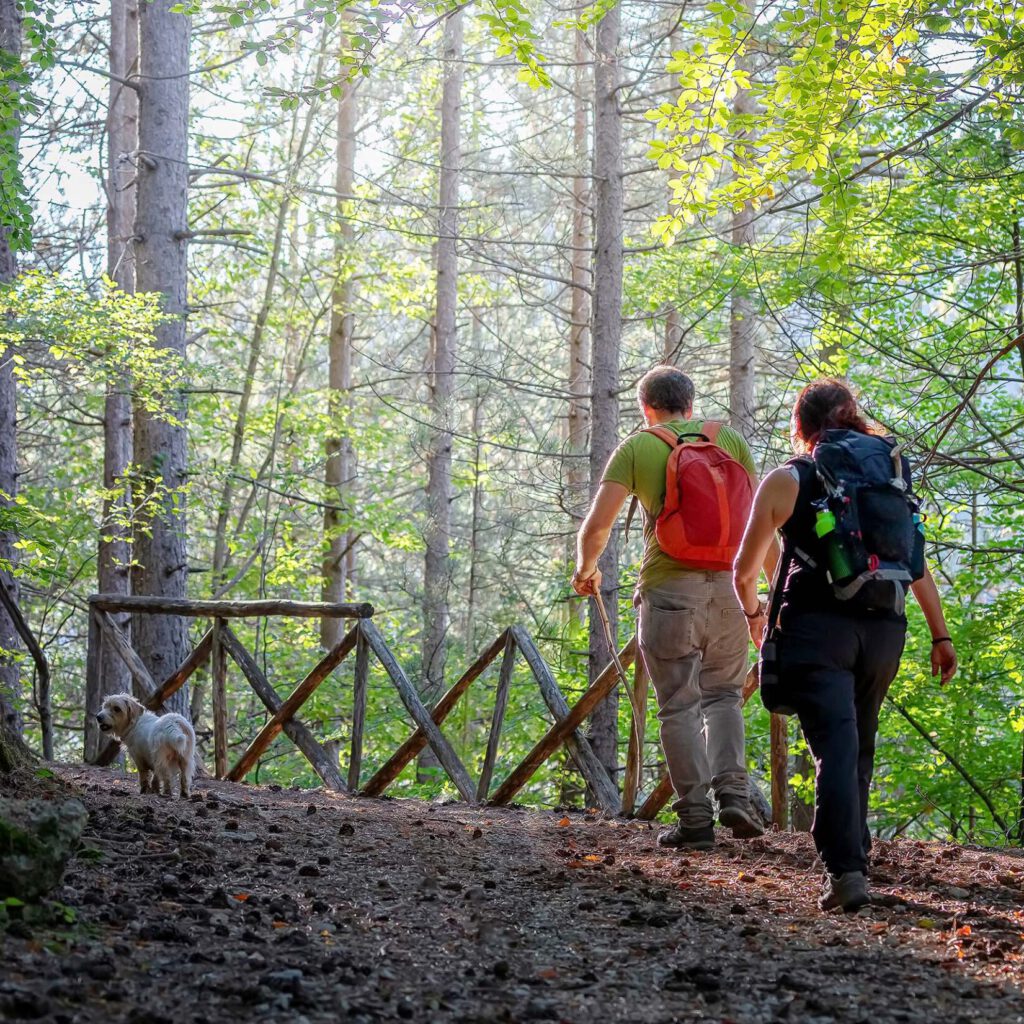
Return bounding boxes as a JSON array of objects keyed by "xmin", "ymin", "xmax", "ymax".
[
  {"xmin": 717, "ymin": 795, "xmax": 765, "ymax": 839},
  {"xmin": 819, "ymin": 871, "xmax": 869, "ymax": 912},
  {"xmin": 657, "ymin": 821, "xmax": 715, "ymax": 851}
]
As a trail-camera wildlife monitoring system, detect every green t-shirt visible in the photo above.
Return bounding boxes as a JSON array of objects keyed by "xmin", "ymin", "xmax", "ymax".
[{"xmin": 601, "ymin": 419, "xmax": 757, "ymax": 592}]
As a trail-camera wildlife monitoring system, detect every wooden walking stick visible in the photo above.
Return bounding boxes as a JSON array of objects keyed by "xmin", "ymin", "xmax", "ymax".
[{"xmin": 592, "ymin": 590, "xmax": 645, "ymax": 763}]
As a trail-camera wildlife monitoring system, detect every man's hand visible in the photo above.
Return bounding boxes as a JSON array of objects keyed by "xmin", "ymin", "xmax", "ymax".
[
  {"xmin": 571, "ymin": 566, "xmax": 601, "ymax": 597},
  {"xmin": 931, "ymin": 638, "xmax": 958, "ymax": 685}
]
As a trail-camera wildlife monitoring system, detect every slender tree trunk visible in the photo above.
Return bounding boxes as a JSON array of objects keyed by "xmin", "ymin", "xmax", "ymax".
[
  {"xmin": 664, "ymin": 307, "xmax": 682, "ymax": 363},
  {"xmin": 131, "ymin": 0, "xmax": 190, "ymax": 712},
  {"xmin": 322, "ymin": 40, "xmax": 359, "ymax": 648},
  {"xmin": 587, "ymin": 1, "xmax": 622, "ymax": 790},
  {"xmin": 662, "ymin": 31, "xmax": 682, "ymax": 367},
  {"xmin": 1013, "ymin": 219, "xmax": 1023, "ymax": 377},
  {"xmin": 567, "ymin": 27, "xmax": 591, "ymax": 537},
  {"xmin": 87, "ymin": 0, "xmax": 138, "ymax": 761},
  {"xmin": 421, "ymin": 8, "xmax": 462, "ymax": 734},
  {"xmin": 464, "ymin": 313, "xmax": 484, "ymax": 656},
  {"xmin": 0, "ymin": 0, "xmax": 23, "ymax": 743},
  {"xmin": 728, "ymin": 0, "xmax": 756, "ymax": 436},
  {"xmin": 1017, "ymin": 729, "xmax": 1023, "ymax": 846}
]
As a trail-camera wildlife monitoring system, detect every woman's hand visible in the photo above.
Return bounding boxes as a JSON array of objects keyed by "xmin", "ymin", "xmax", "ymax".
[
  {"xmin": 746, "ymin": 611, "xmax": 767, "ymax": 650},
  {"xmin": 931, "ymin": 638, "xmax": 958, "ymax": 685}
]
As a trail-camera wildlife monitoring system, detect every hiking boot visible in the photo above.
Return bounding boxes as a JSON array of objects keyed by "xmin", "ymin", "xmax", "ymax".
[
  {"xmin": 657, "ymin": 821, "xmax": 715, "ymax": 851},
  {"xmin": 717, "ymin": 795, "xmax": 765, "ymax": 839},
  {"xmin": 819, "ymin": 871, "xmax": 869, "ymax": 912}
]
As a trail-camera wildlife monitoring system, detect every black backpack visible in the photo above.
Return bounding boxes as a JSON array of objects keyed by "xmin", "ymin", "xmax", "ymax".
[{"xmin": 793, "ymin": 429, "xmax": 926, "ymax": 615}]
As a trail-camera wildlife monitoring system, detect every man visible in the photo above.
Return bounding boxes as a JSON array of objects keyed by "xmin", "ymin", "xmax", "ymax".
[{"xmin": 571, "ymin": 365, "xmax": 772, "ymax": 850}]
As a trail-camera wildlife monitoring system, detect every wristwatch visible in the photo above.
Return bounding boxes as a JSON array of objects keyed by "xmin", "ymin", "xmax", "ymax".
[{"xmin": 742, "ymin": 601, "xmax": 766, "ymax": 619}]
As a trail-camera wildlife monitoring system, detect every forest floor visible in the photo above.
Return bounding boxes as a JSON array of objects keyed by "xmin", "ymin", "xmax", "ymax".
[{"xmin": 1, "ymin": 765, "xmax": 1023, "ymax": 1024}]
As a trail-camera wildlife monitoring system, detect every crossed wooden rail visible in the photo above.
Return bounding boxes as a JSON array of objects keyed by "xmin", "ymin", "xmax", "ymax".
[{"xmin": 83, "ymin": 595, "xmax": 685, "ymax": 817}]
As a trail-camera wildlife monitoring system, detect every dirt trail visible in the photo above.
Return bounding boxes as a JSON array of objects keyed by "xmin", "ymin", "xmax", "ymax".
[{"xmin": 2, "ymin": 765, "xmax": 1023, "ymax": 1023}]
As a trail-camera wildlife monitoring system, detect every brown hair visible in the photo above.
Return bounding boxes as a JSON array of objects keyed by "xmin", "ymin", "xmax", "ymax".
[
  {"xmin": 637, "ymin": 365, "xmax": 695, "ymax": 415},
  {"xmin": 790, "ymin": 378, "xmax": 879, "ymax": 452}
]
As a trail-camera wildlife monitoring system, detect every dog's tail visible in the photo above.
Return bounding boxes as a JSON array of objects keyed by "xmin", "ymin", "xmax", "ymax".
[{"xmin": 169, "ymin": 723, "xmax": 193, "ymax": 759}]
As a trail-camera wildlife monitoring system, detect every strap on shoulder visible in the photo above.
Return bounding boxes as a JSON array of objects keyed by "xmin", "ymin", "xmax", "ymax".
[
  {"xmin": 640, "ymin": 426, "xmax": 681, "ymax": 448},
  {"xmin": 624, "ymin": 495, "xmax": 639, "ymax": 544},
  {"xmin": 624, "ymin": 428, "xmax": 676, "ymax": 544},
  {"xmin": 701, "ymin": 420, "xmax": 723, "ymax": 444}
]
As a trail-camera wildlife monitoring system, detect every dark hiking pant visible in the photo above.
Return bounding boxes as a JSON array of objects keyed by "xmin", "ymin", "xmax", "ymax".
[{"xmin": 776, "ymin": 610, "xmax": 906, "ymax": 875}]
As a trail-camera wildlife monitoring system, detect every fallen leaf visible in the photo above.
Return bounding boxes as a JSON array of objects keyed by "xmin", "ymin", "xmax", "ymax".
[
  {"xmin": 583, "ymin": 854, "xmax": 602, "ymax": 862},
  {"xmin": 538, "ymin": 968, "xmax": 558, "ymax": 979},
  {"xmin": 916, "ymin": 917, "xmax": 937, "ymax": 929},
  {"xmin": 557, "ymin": 817, "xmax": 570, "ymax": 827},
  {"xmin": 233, "ymin": 893, "xmax": 250, "ymax": 902},
  {"xmin": 272, "ymin": 920, "xmax": 288, "ymax": 929}
]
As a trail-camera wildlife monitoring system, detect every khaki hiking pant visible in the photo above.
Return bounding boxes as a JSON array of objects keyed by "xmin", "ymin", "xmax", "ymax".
[{"xmin": 636, "ymin": 570, "xmax": 750, "ymax": 827}]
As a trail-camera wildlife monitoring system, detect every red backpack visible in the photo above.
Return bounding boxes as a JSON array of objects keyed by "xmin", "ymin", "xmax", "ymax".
[{"xmin": 626, "ymin": 421, "xmax": 754, "ymax": 572}]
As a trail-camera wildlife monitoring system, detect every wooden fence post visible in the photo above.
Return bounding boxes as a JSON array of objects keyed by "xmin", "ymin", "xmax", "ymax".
[
  {"xmin": 476, "ymin": 631, "xmax": 517, "ymax": 801},
  {"xmin": 349, "ymin": 626, "xmax": 369, "ymax": 792},
  {"xmin": 621, "ymin": 657, "xmax": 648, "ymax": 817},
  {"xmin": 84, "ymin": 607, "xmax": 103, "ymax": 763},
  {"xmin": 211, "ymin": 617, "xmax": 228, "ymax": 779},
  {"xmin": 771, "ymin": 713, "xmax": 789, "ymax": 829}
]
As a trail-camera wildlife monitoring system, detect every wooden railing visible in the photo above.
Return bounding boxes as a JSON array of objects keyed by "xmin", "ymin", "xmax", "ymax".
[{"xmin": 85, "ymin": 594, "xmax": 780, "ymax": 821}]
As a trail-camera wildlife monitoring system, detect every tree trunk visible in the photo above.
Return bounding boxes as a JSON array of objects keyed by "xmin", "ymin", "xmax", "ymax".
[
  {"xmin": 322, "ymin": 36, "xmax": 359, "ymax": 648},
  {"xmin": 567, "ymin": 27, "xmax": 591, "ymax": 536},
  {"xmin": 662, "ymin": 31, "xmax": 682, "ymax": 367},
  {"xmin": 131, "ymin": 0, "xmax": 190, "ymax": 714},
  {"xmin": 464, "ymin": 315, "xmax": 484, "ymax": 656},
  {"xmin": 0, "ymin": 0, "xmax": 23, "ymax": 742},
  {"xmin": 664, "ymin": 306, "xmax": 682, "ymax": 363},
  {"xmin": 1013, "ymin": 218, "xmax": 1023, "ymax": 378},
  {"xmin": 88, "ymin": 0, "xmax": 138, "ymax": 761},
  {"xmin": 421, "ymin": 8, "xmax": 462, "ymax": 739},
  {"xmin": 560, "ymin": 27, "xmax": 592, "ymax": 809},
  {"xmin": 586, "ymin": 1, "xmax": 623, "ymax": 792},
  {"xmin": 728, "ymin": 0, "xmax": 757, "ymax": 437}
]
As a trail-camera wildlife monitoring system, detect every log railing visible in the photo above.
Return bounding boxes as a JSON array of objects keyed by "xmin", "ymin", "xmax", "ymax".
[{"xmin": 85, "ymin": 593, "xmax": 783, "ymax": 822}]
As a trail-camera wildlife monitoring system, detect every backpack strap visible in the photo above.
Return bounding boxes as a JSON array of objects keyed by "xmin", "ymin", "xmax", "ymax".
[
  {"xmin": 701, "ymin": 420, "xmax": 723, "ymax": 444},
  {"xmin": 765, "ymin": 538, "xmax": 794, "ymax": 641},
  {"xmin": 624, "ymin": 496, "xmax": 640, "ymax": 544}
]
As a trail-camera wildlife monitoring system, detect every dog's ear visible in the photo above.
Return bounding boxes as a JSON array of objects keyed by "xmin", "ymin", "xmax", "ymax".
[{"xmin": 124, "ymin": 695, "xmax": 146, "ymax": 725}]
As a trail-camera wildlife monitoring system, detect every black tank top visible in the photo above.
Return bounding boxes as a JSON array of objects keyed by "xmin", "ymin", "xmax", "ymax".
[{"xmin": 778, "ymin": 457, "xmax": 839, "ymax": 616}]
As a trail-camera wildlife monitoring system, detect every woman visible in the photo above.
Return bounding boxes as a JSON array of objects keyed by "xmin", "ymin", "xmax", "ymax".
[{"xmin": 733, "ymin": 379, "xmax": 957, "ymax": 912}]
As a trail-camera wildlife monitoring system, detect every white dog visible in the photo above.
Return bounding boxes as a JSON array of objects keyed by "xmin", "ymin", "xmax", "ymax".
[{"xmin": 96, "ymin": 693, "xmax": 196, "ymax": 799}]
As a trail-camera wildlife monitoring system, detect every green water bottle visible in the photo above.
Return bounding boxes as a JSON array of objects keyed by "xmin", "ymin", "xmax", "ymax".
[{"xmin": 815, "ymin": 508, "xmax": 856, "ymax": 582}]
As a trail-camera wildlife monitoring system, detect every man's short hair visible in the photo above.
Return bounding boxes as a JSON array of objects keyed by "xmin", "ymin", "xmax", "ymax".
[{"xmin": 637, "ymin": 366, "xmax": 695, "ymax": 415}]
